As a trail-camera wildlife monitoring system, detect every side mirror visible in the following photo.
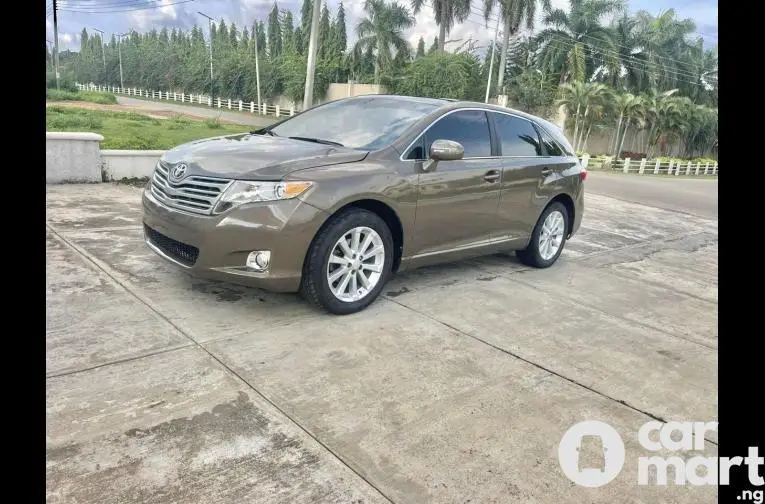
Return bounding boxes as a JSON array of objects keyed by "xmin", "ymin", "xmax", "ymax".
[{"xmin": 429, "ymin": 139, "xmax": 464, "ymax": 161}]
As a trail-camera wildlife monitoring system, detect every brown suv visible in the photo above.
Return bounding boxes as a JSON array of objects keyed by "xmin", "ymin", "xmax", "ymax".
[{"xmin": 143, "ymin": 95, "xmax": 585, "ymax": 314}]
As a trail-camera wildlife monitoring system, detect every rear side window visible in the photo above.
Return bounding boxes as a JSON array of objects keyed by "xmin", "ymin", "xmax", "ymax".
[
  {"xmin": 491, "ymin": 113, "xmax": 542, "ymax": 157},
  {"xmin": 537, "ymin": 126, "xmax": 564, "ymax": 156},
  {"xmin": 537, "ymin": 123, "xmax": 575, "ymax": 156},
  {"xmin": 404, "ymin": 109, "xmax": 493, "ymax": 160}
]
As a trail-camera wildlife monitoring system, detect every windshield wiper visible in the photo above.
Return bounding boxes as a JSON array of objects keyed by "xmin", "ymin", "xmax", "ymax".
[
  {"xmin": 288, "ymin": 136, "xmax": 344, "ymax": 147},
  {"xmin": 250, "ymin": 127, "xmax": 278, "ymax": 136}
]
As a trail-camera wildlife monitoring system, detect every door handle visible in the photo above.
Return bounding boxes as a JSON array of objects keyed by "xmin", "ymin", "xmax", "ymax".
[
  {"xmin": 484, "ymin": 170, "xmax": 501, "ymax": 183},
  {"xmin": 541, "ymin": 167, "xmax": 553, "ymax": 176}
]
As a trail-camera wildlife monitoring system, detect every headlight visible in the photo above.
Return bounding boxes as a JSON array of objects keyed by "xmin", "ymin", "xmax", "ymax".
[{"xmin": 213, "ymin": 180, "xmax": 313, "ymax": 214}]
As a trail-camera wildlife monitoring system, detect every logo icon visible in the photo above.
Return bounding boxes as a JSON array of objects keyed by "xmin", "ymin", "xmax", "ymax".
[
  {"xmin": 170, "ymin": 163, "xmax": 187, "ymax": 181},
  {"xmin": 558, "ymin": 420, "xmax": 625, "ymax": 487}
]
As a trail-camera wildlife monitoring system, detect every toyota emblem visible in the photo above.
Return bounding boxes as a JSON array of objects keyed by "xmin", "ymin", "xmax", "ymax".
[{"xmin": 170, "ymin": 163, "xmax": 187, "ymax": 181}]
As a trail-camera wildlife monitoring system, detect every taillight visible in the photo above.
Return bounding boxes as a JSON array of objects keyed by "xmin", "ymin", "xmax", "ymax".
[{"xmin": 579, "ymin": 169, "xmax": 587, "ymax": 182}]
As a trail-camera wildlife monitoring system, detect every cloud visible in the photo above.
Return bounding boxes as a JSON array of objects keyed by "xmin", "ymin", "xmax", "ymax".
[{"xmin": 50, "ymin": 0, "xmax": 716, "ymax": 55}]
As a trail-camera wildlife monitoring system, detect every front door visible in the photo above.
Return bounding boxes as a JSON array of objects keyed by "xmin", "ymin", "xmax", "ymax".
[{"xmin": 409, "ymin": 109, "xmax": 502, "ymax": 257}]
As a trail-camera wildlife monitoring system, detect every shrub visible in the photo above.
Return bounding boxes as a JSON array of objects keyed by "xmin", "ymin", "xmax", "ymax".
[
  {"xmin": 46, "ymin": 110, "xmax": 103, "ymax": 130},
  {"xmin": 46, "ymin": 88, "xmax": 117, "ymax": 105},
  {"xmin": 104, "ymin": 135, "xmax": 163, "ymax": 150},
  {"xmin": 619, "ymin": 151, "xmax": 647, "ymax": 160},
  {"xmin": 205, "ymin": 116, "xmax": 223, "ymax": 129},
  {"xmin": 77, "ymin": 91, "xmax": 117, "ymax": 104},
  {"xmin": 46, "ymin": 89, "xmax": 79, "ymax": 101},
  {"xmin": 46, "ymin": 72, "xmax": 77, "ymax": 92}
]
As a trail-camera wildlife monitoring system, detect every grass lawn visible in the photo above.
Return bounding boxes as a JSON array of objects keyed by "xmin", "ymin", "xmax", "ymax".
[{"xmin": 46, "ymin": 106, "xmax": 250, "ymax": 150}]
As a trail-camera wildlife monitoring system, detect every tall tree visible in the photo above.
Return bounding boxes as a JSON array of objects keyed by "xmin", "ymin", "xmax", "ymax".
[
  {"xmin": 536, "ymin": 0, "xmax": 624, "ymax": 84},
  {"xmin": 300, "ymin": 0, "xmax": 313, "ymax": 53},
  {"xmin": 257, "ymin": 21, "xmax": 267, "ymax": 54},
  {"xmin": 282, "ymin": 10, "xmax": 296, "ymax": 54},
  {"xmin": 415, "ymin": 36, "xmax": 425, "ymax": 58},
  {"xmin": 354, "ymin": 0, "xmax": 415, "ymax": 83},
  {"xmin": 318, "ymin": 1, "xmax": 331, "ymax": 58},
  {"xmin": 229, "ymin": 23, "xmax": 239, "ymax": 48},
  {"xmin": 483, "ymin": 0, "xmax": 552, "ymax": 95},
  {"xmin": 412, "ymin": 0, "xmax": 471, "ymax": 51},
  {"xmin": 268, "ymin": 3, "xmax": 283, "ymax": 59},
  {"xmin": 333, "ymin": 2, "xmax": 348, "ymax": 54},
  {"xmin": 427, "ymin": 36, "xmax": 439, "ymax": 54}
]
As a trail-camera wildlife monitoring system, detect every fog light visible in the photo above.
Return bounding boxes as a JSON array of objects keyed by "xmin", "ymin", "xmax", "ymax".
[{"xmin": 246, "ymin": 251, "xmax": 271, "ymax": 271}]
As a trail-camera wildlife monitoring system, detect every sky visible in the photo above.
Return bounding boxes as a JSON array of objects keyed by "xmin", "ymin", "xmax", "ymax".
[{"xmin": 45, "ymin": 0, "xmax": 718, "ymax": 54}]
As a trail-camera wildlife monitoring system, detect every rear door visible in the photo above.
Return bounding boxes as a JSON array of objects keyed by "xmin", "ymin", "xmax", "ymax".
[
  {"xmin": 406, "ymin": 109, "xmax": 503, "ymax": 257},
  {"xmin": 489, "ymin": 111, "xmax": 550, "ymax": 241}
]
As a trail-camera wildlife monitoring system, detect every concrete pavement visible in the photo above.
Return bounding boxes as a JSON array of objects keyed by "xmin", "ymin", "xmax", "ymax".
[
  {"xmin": 46, "ymin": 183, "xmax": 718, "ymax": 503},
  {"xmin": 116, "ymin": 96, "xmax": 277, "ymax": 128}
]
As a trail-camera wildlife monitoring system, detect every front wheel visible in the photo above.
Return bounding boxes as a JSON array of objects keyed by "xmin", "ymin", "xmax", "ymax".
[
  {"xmin": 516, "ymin": 202, "xmax": 569, "ymax": 268},
  {"xmin": 301, "ymin": 208, "xmax": 393, "ymax": 315}
]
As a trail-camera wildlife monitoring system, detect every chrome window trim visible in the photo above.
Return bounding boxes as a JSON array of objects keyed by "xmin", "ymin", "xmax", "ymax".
[{"xmin": 399, "ymin": 107, "xmax": 554, "ymax": 162}]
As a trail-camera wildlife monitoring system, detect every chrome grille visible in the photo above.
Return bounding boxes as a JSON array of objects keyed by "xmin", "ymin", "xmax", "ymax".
[{"xmin": 150, "ymin": 161, "xmax": 231, "ymax": 215}]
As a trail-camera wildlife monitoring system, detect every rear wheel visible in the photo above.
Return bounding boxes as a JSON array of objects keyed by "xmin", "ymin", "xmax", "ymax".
[
  {"xmin": 516, "ymin": 202, "xmax": 569, "ymax": 268},
  {"xmin": 301, "ymin": 208, "xmax": 393, "ymax": 314}
]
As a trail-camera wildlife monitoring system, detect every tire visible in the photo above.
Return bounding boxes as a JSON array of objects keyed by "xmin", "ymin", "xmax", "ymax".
[
  {"xmin": 300, "ymin": 208, "xmax": 394, "ymax": 315},
  {"xmin": 516, "ymin": 201, "xmax": 569, "ymax": 268}
]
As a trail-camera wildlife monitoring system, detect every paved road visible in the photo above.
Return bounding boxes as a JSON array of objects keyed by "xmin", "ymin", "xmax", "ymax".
[
  {"xmin": 116, "ymin": 96, "xmax": 277, "ymax": 128},
  {"xmin": 586, "ymin": 170, "xmax": 718, "ymax": 219},
  {"xmin": 46, "ymin": 182, "xmax": 717, "ymax": 504}
]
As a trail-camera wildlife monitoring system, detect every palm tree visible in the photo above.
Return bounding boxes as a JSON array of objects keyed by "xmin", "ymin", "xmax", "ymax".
[
  {"xmin": 639, "ymin": 87, "xmax": 677, "ymax": 157},
  {"xmin": 680, "ymin": 38, "xmax": 718, "ymax": 105},
  {"xmin": 483, "ymin": 0, "xmax": 552, "ymax": 94},
  {"xmin": 633, "ymin": 9, "xmax": 697, "ymax": 92},
  {"xmin": 610, "ymin": 91, "xmax": 643, "ymax": 158},
  {"xmin": 354, "ymin": 0, "xmax": 415, "ymax": 83},
  {"xmin": 557, "ymin": 81, "xmax": 609, "ymax": 151},
  {"xmin": 411, "ymin": 0, "xmax": 471, "ymax": 52},
  {"xmin": 536, "ymin": 0, "xmax": 625, "ymax": 84}
]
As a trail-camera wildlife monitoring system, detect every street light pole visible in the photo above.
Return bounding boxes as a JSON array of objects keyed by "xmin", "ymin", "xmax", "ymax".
[
  {"xmin": 52, "ymin": 0, "xmax": 60, "ymax": 89},
  {"xmin": 252, "ymin": 23, "xmax": 262, "ymax": 113},
  {"xmin": 198, "ymin": 12, "xmax": 215, "ymax": 104},
  {"xmin": 117, "ymin": 33, "xmax": 127, "ymax": 90},
  {"xmin": 485, "ymin": 14, "xmax": 501, "ymax": 104},
  {"xmin": 92, "ymin": 28, "xmax": 106, "ymax": 73},
  {"xmin": 302, "ymin": 0, "xmax": 322, "ymax": 110}
]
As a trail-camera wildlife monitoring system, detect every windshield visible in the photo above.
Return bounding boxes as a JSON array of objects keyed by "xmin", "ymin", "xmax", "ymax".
[{"xmin": 269, "ymin": 96, "xmax": 442, "ymax": 151}]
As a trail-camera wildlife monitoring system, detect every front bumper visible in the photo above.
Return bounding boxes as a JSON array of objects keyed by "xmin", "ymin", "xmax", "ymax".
[{"xmin": 142, "ymin": 188, "xmax": 328, "ymax": 292}]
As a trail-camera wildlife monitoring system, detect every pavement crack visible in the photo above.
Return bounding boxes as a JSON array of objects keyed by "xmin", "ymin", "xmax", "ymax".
[
  {"xmin": 46, "ymin": 343, "xmax": 195, "ymax": 379},
  {"xmin": 46, "ymin": 223, "xmax": 397, "ymax": 504},
  {"xmin": 385, "ymin": 297, "xmax": 718, "ymax": 447},
  {"xmin": 505, "ymin": 274, "xmax": 718, "ymax": 351}
]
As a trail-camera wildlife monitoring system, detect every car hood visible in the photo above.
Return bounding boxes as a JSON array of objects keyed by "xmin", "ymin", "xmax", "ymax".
[{"xmin": 161, "ymin": 133, "xmax": 369, "ymax": 180}]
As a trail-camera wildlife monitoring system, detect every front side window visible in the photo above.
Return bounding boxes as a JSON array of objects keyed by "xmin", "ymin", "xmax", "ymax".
[
  {"xmin": 491, "ymin": 112, "xmax": 542, "ymax": 157},
  {"xmin": 409, "ymin": 110, "xmax": 492, "ymax": 159},
  {"xmin": 269, "ymin": 96, "xmax": 441, "ymax": 151}
]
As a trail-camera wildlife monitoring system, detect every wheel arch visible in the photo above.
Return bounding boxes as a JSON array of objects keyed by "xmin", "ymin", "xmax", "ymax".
[
  {"xmin": 301, "ymin": 198, "xmax": 405, "ymax": 276},
  {"xmin": 544, "ymin": 193, "xmax": 576, "ymax": 238}
]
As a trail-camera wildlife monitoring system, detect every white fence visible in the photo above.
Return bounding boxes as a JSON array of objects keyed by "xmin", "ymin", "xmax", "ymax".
[
  {"xmin": 594, "ymin": 156, "xmax": 719, "ymax": 176},
  {"xmin": 77, "ymin": 83, "xmax": 295, "ymax": 118}
]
